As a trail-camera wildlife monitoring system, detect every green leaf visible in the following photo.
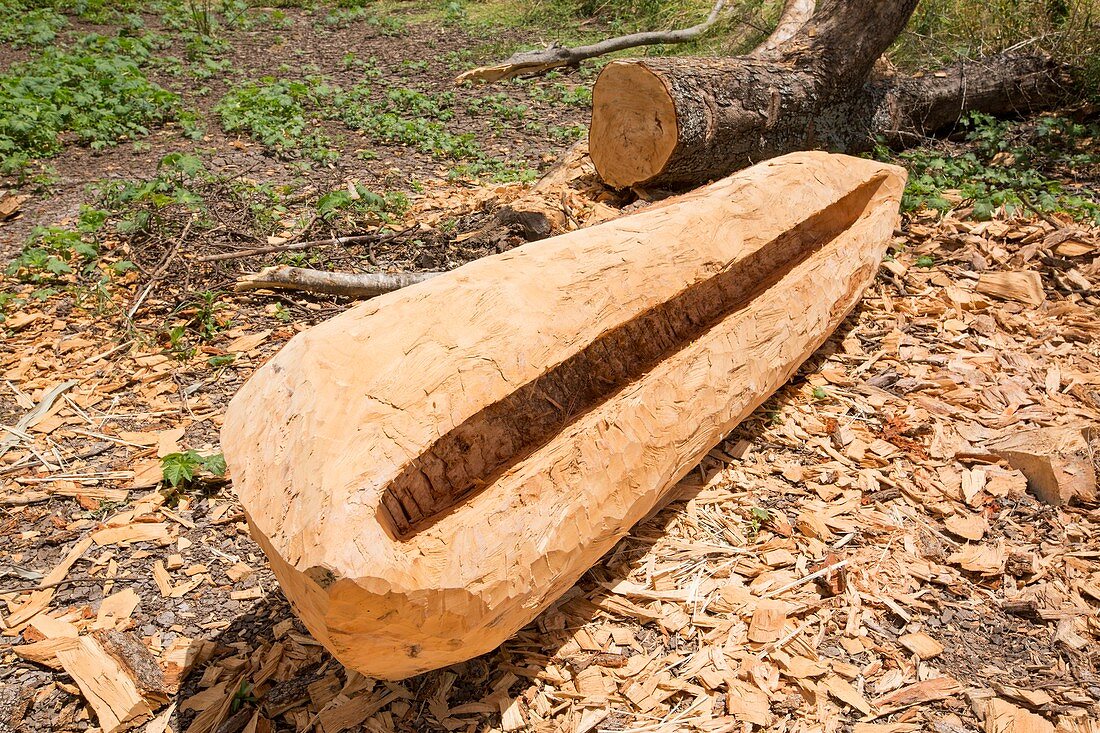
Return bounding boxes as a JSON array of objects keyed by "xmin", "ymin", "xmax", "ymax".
[
  {"xmin": 200, "ymin": 452, "xmax": 227, "ymax": 476},
  {"xmin": 971, "ymin": 201, "xmax": 994, "ymax": 221},
  {"xmin": 161, "ymin": 452, "xmax": 197, "ymax": 487},
  {"xmin": 45, "ymin": 256, "xmax": 71, "ymax": 275}
]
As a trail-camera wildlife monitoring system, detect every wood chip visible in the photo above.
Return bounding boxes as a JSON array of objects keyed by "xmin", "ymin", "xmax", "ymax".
[
  {"xmin": 40, "ymin": 536, "xmax": 92, "ymax": 588},
  {"xmin": 985, "ymin": 426, "xmax": 1096, "ymax": 505},
  {"xmin": 317, "ymin": 690, "xmax": 401, "ymax": 733},
  {"xmin": 982, "ymin": 698, "xmax": 1055, "ymax": 733},
  {"xmin": 91, "ymin": 522, "xmax": 170, "ymax": 547},
  {"xmin": 747, "ymin": 599, "xmax": 789, "ymax": 643},
  {"xmin": 55, "ymin": 631, "xmax": 168, "ymax": 733},
  {"xmin": 12, "ymin": 637, "xmax": 80, "ymax": 669},
  {"xmin": 874, "ymin": 676, "xmax": 962, "ymax": 713},
  {"xmin": 824, "ymin": 674, "xmax": 874, "ymax": 715},
  {"xmin": 945, "ymin": 512, "xmax": 989, "ymax": 541},
  {"xmin": 975, "ymin": 271, "xmax": 1046, "ymax": 306},
  {"xmin": 152, "ymin": 561, "xmax": 173, "ymax": 597},
  {"xmin": 226, "ymin": 562, "xmax": 255, "ymax": 583},
  {"xmin": 948, "ymin": 542, "xmax": 1007, "ymax": 575},
  {"xmin": 898, "ymin": 631, "xmax": 944, "ymax": 659}
]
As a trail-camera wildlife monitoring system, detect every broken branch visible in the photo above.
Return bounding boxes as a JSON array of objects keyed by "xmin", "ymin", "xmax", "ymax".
[
  {"xmin": 197, "ymin": 225, "xmax": 417, "ymax": 263},
  {"xmin": 234, "ymin": 266, "xmax": 441, "ymax": 299},
  {"xmin": 456, "ymin": 0, "xmax": 729, "ymax": 84}
]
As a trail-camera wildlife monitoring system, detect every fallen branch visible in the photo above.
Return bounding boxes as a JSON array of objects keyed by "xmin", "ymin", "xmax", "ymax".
[
  {"xmin": 197, "ymin": 225, "xmax": 417, "ymax": 263},
  {"xmin": 234, "ymin": 266, "xmax": 441, "ymax": 299},
  {"xmin": 752, "ymin": 0, "xmax": 814, "ymax": 55},
  {"xmin": 456, "ymin": 0, "xmax": 729, "ymax": 84},
  {"xmin": 0, "ymin": 380, "xmax": 80, "ymax": 460},
  {"xmin": 127, "ymin": 217, "xmax": 194, "ymax": 319}
]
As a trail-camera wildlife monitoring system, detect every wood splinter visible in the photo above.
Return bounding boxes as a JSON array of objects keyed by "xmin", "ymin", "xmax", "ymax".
[{"xmin": 222, "ymin": 152, "xmax": 905, "ymax": 680}]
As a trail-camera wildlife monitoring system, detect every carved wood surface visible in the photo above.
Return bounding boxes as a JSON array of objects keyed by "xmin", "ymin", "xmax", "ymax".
[{"xmin": 222, "ymin": 152, "xmax": 905, "ymax": 679}]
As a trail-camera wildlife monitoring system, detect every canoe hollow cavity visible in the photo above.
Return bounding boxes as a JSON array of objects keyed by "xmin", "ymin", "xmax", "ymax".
[{"xmin": 378, "ymin": 175, "xmax": 888, "ymax": 540}]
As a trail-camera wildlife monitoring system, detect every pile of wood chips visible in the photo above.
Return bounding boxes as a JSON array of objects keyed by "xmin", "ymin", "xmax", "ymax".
[{"xmin": 1, "ymin": 182, "xmax": 1098, "ymax": 733}]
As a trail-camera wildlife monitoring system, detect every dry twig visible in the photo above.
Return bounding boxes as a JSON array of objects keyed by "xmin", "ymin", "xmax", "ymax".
[
  {"xmin": 197, "ymin": 226, "xmax": 417, "ymax": 263},
  {"xmin": 234, "ymin": 266, "xmax": 441, "ymax": 299},
  {"xmin": 456, "ymin": 0, "xmax": 730, "ymax": 83}
]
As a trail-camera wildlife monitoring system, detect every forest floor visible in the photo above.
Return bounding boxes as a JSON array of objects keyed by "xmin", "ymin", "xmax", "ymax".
[{"xmin": 1, "ymin": 2, "xmax": 1099, "ymax": 733}]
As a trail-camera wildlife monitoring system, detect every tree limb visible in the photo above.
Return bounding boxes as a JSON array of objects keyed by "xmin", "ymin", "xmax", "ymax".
[
  {"xmin": 752, "ymin": 0, "xmax": 815, "ymax": 55},
  {"xmin": 234, "ymin": 266, "xmax": 441, "ymax": 299},
  {"xmin": 198, "ymin": 225, "xmax": 417, "ymax": 263},
  {"xmin": 456, "ymin": 0, "xmax": 729, "ymax": 84}
]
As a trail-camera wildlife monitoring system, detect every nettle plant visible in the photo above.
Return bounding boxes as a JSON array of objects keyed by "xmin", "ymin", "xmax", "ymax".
[
  {"xmin": 315, "ymin": 184, "xmax": 410, "ymax": 226},
  {"xmin": 5, "ymin": 206, "xmax": 124, "ymax": 284},
  {"xmin": 161, "ymin": 450, "xmax": 227, "ymax": 492},
  {"xmin": 212, "ymin": 75, "xmax": 541, "ymax": 182},
  {"xmin": 99, "ymin": 152, "xmax": 208, "ymax": 236},
  {"xmin": 0, "ymin": 34, "xmax": 177, "ymax": 173},
  {"xmin": 215, "ymin": 77, "xmax": 339, "ymax": 162},
  {"xmin": 882, "ymin": 112, "xmax": 1100, "ymax": 223}
]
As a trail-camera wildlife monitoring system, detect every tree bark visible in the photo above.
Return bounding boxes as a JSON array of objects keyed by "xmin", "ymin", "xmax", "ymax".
[{"xmin": 589, "ymin": 0, "xmax": 1070, "ymax": 188}]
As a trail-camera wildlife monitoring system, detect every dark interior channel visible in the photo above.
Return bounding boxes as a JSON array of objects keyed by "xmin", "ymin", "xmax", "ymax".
[{"xmin": 378, "ymin": 177, "xmax": 887, "ymax": 539}]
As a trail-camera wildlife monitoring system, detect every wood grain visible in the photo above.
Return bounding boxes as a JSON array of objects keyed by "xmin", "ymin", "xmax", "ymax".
[{"xmin": 222, "ymin": 151, "xmax": 905, "ymax": 679}]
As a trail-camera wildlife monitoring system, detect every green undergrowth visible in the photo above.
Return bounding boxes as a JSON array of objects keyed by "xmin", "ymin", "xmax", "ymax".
[
  {"xmin": 215, "ymin": 76, "xmax": 538, "ymax": 182},
  {"xmin": 5, "ymin": 207, "xmax": 114, "ymax": 285},
  {"xmin": 878, "ymin": 112, "xmax": 1100, "ymax": 223},
  {"xmin": 215, "ymin": 78, "xmax": 340, "ymax": 162},
  {"xmin": 2, "ymin": 202, "xmax": 136, "ymax": 326},
  {"xmin": 896, "ymin": 0, "xmax": 1098, "ymax": 100},
  {"xmin": 0, "ymin": 2, "xmax": 69, "ymax": 48},
  {"xmin": 2, "ymin": 150, "xmax": 411, "ymax": 333},
  {"xmin": 433, "ymin": 0, "xmax": 1096, "ymax": 99},
  {"xmin": 0, "ymin": 34, "xmax": 177, "ymax": 173},
  {"xmin": 98, "ymin": 152, "xmax": 409, "ymax": 244}
]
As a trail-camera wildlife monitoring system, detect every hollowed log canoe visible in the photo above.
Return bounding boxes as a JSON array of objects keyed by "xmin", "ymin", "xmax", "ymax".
[{"xmin": 222, "ymin": 151, "xmax": 905, "ymax": 680}]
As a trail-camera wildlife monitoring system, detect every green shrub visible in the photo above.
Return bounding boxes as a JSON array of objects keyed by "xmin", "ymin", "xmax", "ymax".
[
  {"xmin": 896, "ymin": 0, "xmax": 1098, "ymax": 100},
  {"xmin": 6, "ymin": 206, "xmax": 110, "ymax": 283},
  {"xmin": 333, "ymin": 85, "xmax": 483, "ymax": 158},
  {"xmin": 0, "ymin": 4, "xmax": 68, "ymax": 48},
  {"xmin": 880, "ymin": 112, "xmax": 1100, "ymax": 222},
  {"xmin": 161, "ymin": 450, "xmax": 226, "ymax": 488},
  {"xmin": 215, "ymin": 78, "xmax": 338, "ymax": 161},
  {"xmin": 0, "ymin": 44, "xmax": 177, "ymax": 172},
  {"xmin": 315, "ymin": 184, "xmax": 409, "ymax": 225}
]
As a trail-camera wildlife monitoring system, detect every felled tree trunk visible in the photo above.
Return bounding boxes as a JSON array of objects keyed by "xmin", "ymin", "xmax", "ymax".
[
  {"xmin": 589, "ymin": 0, "xmax": 1069, "ymax": 188},
  {"xmin": 221, "ymin": 152, "xmax": 905, "ymax": 680}
]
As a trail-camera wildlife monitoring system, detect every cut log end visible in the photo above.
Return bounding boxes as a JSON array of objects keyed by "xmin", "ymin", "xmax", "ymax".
[{"xmin": 590, "ymin": 61, "xmax": 678, "ymax": 189}]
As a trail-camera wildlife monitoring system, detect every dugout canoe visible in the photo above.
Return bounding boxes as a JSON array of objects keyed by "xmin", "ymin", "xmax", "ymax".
[{"xmin": 222, "ymin": 151, "xmax": 905, "ymax": 679}]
